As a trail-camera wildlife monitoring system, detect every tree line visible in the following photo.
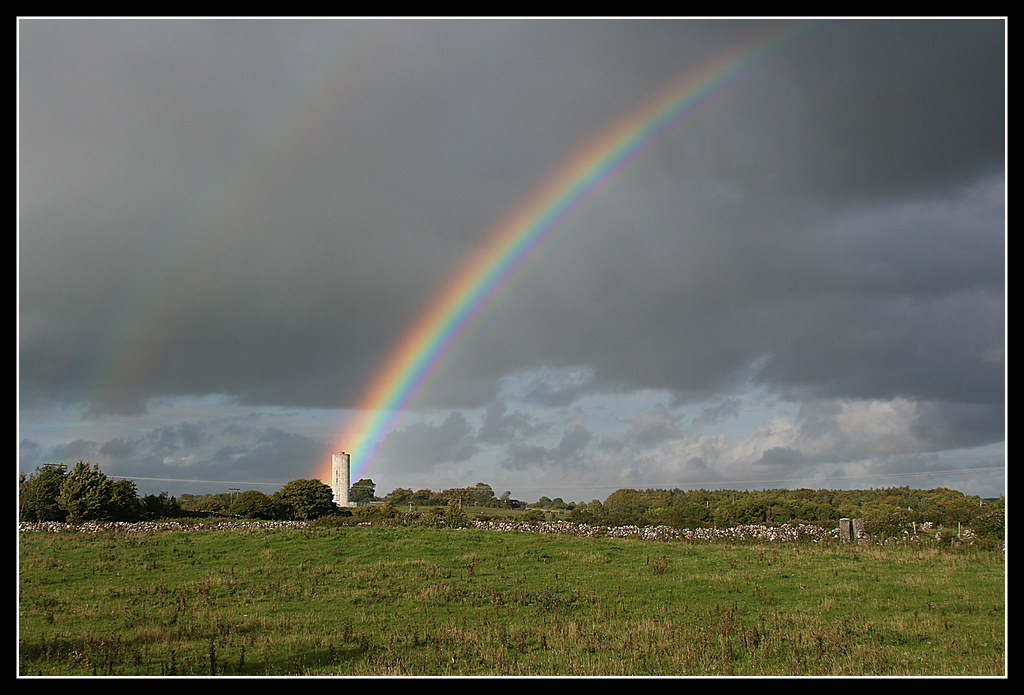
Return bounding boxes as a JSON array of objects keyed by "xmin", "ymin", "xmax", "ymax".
[
  {"xmin": 568, "ymin": 486, "xmax": 1004, "ymax": 540},
  {"xmin": 178, "ymin": 481, "xmax": 525, "ymax": 517},
  {"xmin": 18, "ymin": 462, "xmax": 339, "ymax": 524},
  {"xmin": 19, "ymin": 462, "xmax": 1004, "ymax": 543},
  {"xmin": 380, "ymin": 482, "xmax": 525, "ymax": 509}
]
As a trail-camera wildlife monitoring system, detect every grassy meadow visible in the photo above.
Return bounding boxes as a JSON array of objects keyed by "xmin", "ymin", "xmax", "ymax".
[{"xmin": 18, "ymin": 522, "xmax": 1005, "ymax": 676}]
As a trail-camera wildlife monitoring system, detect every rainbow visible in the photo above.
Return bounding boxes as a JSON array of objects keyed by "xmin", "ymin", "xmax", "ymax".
[{"xmin": 331, "ymin": 20, "xmax": 823, "ymax": 482}]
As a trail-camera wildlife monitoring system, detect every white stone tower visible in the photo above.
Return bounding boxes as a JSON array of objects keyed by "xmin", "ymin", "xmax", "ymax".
[{"xmin": 331, "ymin": 451, "xmax": 351, "ymax": 507}]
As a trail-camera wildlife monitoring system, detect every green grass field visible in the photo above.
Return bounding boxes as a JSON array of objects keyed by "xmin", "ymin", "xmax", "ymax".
[{"xmin": 18, "ymin": 522, "xmax": 1005, "ymax": 676}]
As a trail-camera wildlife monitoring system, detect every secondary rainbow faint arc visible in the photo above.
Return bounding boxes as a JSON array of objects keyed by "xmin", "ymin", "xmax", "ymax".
[{"xmin": 331, "ymin": 21, "xmax": 820, "ymax": 482}]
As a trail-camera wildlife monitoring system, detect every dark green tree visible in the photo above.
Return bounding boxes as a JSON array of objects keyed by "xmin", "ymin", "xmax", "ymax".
[
  {"xmin": 229, "ymin": 490, "xmax": 281, "ymax": 519},
  {"xmin": 349, "ymin": 478, "xmax": 376, "ymax": 503},
  {"xmin": 274, "ymin": 479, "xmax": 336, "ymax": 520},
  {"xmin": 602, "ymin": 489, "xmax": 653, "ymax": 526},
  {"xmin": 469, "ymin": 482, "xmax": 496, "ymax": 507},
  {"xmin": 384, "ymin": 487, "xmax": 414, "ymax": 505},
  {"xmin": 19, "ymin": 464, "xmax": 69, "ymax": 522},
  {"xmin": 139, "ymin": 492, "xmax": 182, "ymax": 520},
  {"xmin": 929, "ymin": 495, "xmax": 980, "ymax": 527},
  {"xmin": 656, "ymin": 501, "xmax": 713, "ymax": 528},
  {"xmin": 57, "ymin": 462, "xmax": 115, "ymax": 523},
  {"xmin": 180, "ymin": 493, "xmax": 230, "ymax": 513},
  {"xmin": 570, "ymin": 499, "xmax": 605, "ymax": 525},
  {"xmin": 410, "ymin": 488, "xmax": 437, "ymax": 506},
  {"xmin": 108, "ymin": 478, "xmax": 141, "ymax": 521}
]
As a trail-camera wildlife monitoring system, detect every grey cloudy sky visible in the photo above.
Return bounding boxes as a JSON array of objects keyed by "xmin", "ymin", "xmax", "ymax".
[{"xmin": 18, "ymin": 18, "xmax": 1005, "ymax": 502}]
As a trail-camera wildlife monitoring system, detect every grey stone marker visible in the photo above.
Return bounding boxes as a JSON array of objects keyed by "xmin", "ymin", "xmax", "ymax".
[{"xmin": 839, "ymin": 517, "xmax": 852, "ymax": 542}]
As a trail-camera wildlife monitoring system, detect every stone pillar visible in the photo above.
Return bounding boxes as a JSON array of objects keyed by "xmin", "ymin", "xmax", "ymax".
[
  {"xmin": 852, "ymin": 518, "xmax": 865, "ymax": 540},
  {"xmin": 839, "ymin": 517, "xmax": 852, "ymax": 542}
]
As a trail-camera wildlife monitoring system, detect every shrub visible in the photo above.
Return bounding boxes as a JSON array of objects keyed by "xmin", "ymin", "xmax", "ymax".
[
  {"xmin": 520, "ymin": 509, "xmax": 544, "ymax": 523},
  {"xmin": 229, "ymin": 490, "xmax": 282, "ymax": 519},
  {"xmin": 399, "ymin": 508, "xmax": 444, "ymax": 527},
  {"xmin": 972, "ymin": 503, "xmax": 1004, "ymax": 543},
  {"xmin": 444, "ymin": 501, "xmax": 470, "ymax": 528},
  {"xmin": 864, "ymin": 509, "xmax": 912, "ymax": 539},
  {"xmin": 352, "ymin": 502, "xmax": 399, "ymax": 524},
  {"xmin": 310, "ymin": 511, "xmax": 354, "ymax": 528}
]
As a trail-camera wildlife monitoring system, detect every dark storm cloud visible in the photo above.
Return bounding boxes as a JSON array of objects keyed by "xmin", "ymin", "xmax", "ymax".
[
  {"xmin": 497, "ymin": 418, "xmax": 594, "ymax": 471},
  {"xmin": 626, "ymin": 405, "xmax": 683, "ymax": 448},
  {"xmin": 18, "ymin": 19, "xmax": 1004, "ymax": 496},
  {"xmin": 50, "ymin": 439, "xmax": 100, "ymax": 464},
  {"xmin": 501, "ymin": 443, "xmax": 549, "ymax": 472},
  {"xmin": 383, "ymin": 411, "xmax": 479, "ymax": 472},
  {"xmin": 22, "ymin": 18, "xmax": 731, "ymax": 413},
  {"xmin": 772, "ymin": 20, "xmax": 1004, "ymax": 203},
  {"xmin": 203, "ymin": 427, "xmax": 326, "ymax": 481},
  {"xmin": 19, "ymin": 416, "xmax": 324, "ymax": 489},
  {"xmin": 517, "ymin": 367, "xmax": 601, "ymax": 408},
  {"xmin": 144, "ymin": 422, "xmax": 210, "ymax": 455},
  {"xmin": 477, "ymin": 401, "xmax": 549, "ymax": 444},
  {"xmin": 485, "ymin": 168, "xmax": 1003, "ymax": 408},
  {"xmin": 555, "ymin": 420, "xmax": 593, "ymax": 461}
]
